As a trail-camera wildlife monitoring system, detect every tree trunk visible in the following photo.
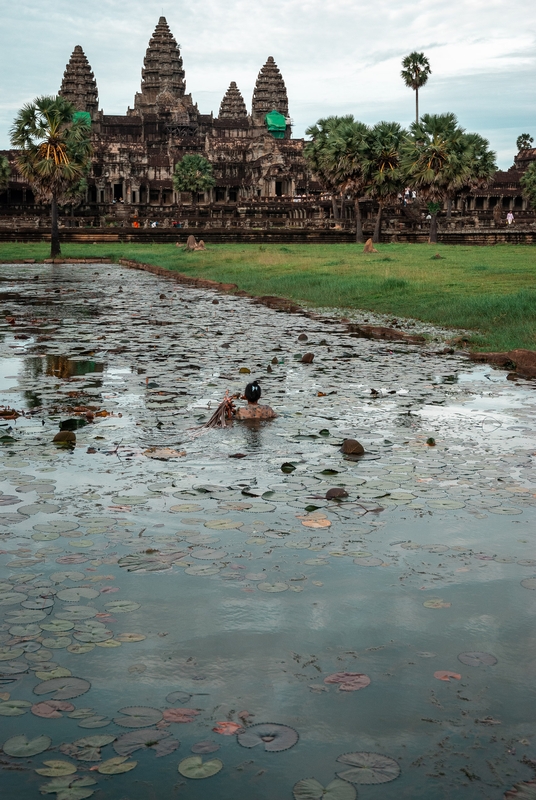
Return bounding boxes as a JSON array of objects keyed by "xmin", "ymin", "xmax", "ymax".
[
  {"xmin": 429, "ymin": 213, "xmax": 438, "ymax": 244},
  {"xmin": 331, "ymin": 195, "xmax": 339, "ymax": 219},
  {"xmin": 446, "ymin": 197, "xmax": 452, "ymax": 219},
  {"xmin": 50, "ymin": 195, "xmax": 61, "ymax": 259},
  {"xmin": 354, "ymin": 197, "xmax": 364, "ymax": 243},
  {"xmin": 372, "ymin": 203, "xmax": 383, "ymax": 243},
  {"xmin": 415, "ymin": 87, "xmax": 419, "ymax": 126}
]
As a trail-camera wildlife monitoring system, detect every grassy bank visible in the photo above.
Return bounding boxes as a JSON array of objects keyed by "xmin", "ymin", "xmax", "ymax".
[{"xmin": 1, "ymin": 241, "xmax": 535, "ymax": 351}]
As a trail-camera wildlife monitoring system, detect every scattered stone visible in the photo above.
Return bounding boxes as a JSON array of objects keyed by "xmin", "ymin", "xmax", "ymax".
[
  {"xmin": 341, "ymin": 439, "xmax": 365, "ymax": 456},
  {"xmin": 53, "ymin": 431, "xmax": 76, "ymax": 444},
  {"xmin": 326, "ymin": 487, "xmax": 349, "ymax": 500},
  {"xmin": 301, "ymin": 352, "xmax": 314, "ymax": 363},
  {"xmin": 347, "ymin": 324, "xmax": 426, "ymax": 345},
  {"xmin": 469, "ymin": 349, "xmax": 536, "ymax": 379},
  {"xmin": 298, "ymin": 334, "xmax": 308, "ymax": 342}
]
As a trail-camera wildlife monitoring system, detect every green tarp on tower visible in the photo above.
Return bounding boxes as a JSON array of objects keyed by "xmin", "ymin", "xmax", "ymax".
[
  {"xmin": 265, "ymin": 109, "xmax": 286, "ymax": 139},
  {"xmin": 73, "ymin": 111, "xmax": 91, "ymax": 126}
]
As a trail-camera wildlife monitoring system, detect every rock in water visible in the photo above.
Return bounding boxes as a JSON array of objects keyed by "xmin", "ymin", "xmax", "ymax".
[
  {"xmin": 301, "ymin": 352, "xmax": 314, "ymax": 363},
  {"xmin": 341, "ymin": 439, "xmax": 364, "ymax": 455},
  {"xmin": 53, "ymin": 431, "xmax": 76, "ymax": 444}
]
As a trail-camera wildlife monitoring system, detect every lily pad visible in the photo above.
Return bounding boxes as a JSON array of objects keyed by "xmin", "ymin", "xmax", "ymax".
[
  {"xmin": 336, "ymin": 751, "xmax": 401, "ymax": 784},
  {"xmin": 237, "ymin": 722, "xmax": 299, "ymax": 752},
  {"xmin": 35, "ymin": 760, "xmax": 77, "ymax": 777},
  {"xmin": 113, "ymin": 706, "xmax": 163, "ymax": 728},
  {"xmin": 191, "ymin": 740, "xmax": 220, "ymax": 754},
  {"xmin": 178, "ymin": 755, "xmax": 223, "ymax": 779},
  {"xmin": 458, "ymin": 651, "xmax": 498, "ymax": 667},
  {"xmin": 3, "ymin": 733, "xmax": 51, "ymax": 757},
  {"xmin": 113, "ymin": 728, "xmax": 174, "ymax": 757},
  {"xmin": 258, "ymin": 582, "xmax": 288, "ymax": 593},
  {"xmin": 104, "ymin": 600, "xmax": 141, "ymax": 613},
  {"xmin": 293, "ymin": 778, "xmax": 356, "ymax": 800},
  {"xmin": 324, "ymin": 672, "xmax": 371, "ymax": 692},
  {"xmin": 0, "ymin": 699, "xmax": 32, "ymax": 715},
  {"xmin": 98, "ymin": 756, "xmax": 137, "ymax": 774},
  {"xmin": 34, "ymin": 677, "xmax": 91, "ymax": 700}
]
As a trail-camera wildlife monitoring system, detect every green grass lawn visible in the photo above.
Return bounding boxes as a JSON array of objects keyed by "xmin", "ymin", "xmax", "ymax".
[{"xmin": 1, "ymin": 241, "xmax": 535, "ymax": 351}]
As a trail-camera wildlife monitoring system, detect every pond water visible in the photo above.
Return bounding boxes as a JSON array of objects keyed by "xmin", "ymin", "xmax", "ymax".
[{"xmin": 1, "ymin": 263, "xmax": 535, "ymax": 800}]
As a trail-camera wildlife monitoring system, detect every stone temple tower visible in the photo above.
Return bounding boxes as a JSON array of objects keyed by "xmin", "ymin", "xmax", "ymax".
[
  {"xmin": 251, "ymin": 57, "xmax": 289, "ymax": 126},
  {"xmin": 218, "ymin": 82, "xmax": 248, "ymax": 119},
  {"xmin": 58, "ymin": 45, "xmax": 99, "ymax": 117},
  {"xmin": 133, "ymin": 16, "xmax": 186, "ymax": 112}
]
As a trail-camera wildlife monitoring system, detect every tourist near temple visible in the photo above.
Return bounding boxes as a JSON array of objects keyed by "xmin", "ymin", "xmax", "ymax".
[{"xmin": 1, "ymin": 15, "xmax": 535, "ymax": 238}]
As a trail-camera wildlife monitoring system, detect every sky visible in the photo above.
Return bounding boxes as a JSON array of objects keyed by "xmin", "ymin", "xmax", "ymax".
[{"xmin": 1, "ymin": 0, "xmax": 535, "ymax": 169}]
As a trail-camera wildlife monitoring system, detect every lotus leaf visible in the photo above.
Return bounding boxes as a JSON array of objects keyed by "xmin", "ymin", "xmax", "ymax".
[
  {"xmin": 34, "ymin": 677, "xmax": 91, "ymax": 700},
  {"xmin": 458, "ymin": 651, "xmax": 498, "ymax": 667},
  {"xmin": 35, "ymin": 760, "xmax": 77, "ymax": 777},
  {"xmin": 237, "ymin": 723, "xmax": 299, "ymax": 752},
  {"xmin": 3, "ymin": 733, "xmax": 51, "ymax": 757},
  {"xmin": 293, "ymin": 778, "xmax": 356, "ymax": 800},
  {"xmin": 97, "ymin": 756, "xmax": 137, "ymax": 774},
  {"xmin": 178, "ymin": 755, "xmax": 223, "ymax": 779},
  {"xmin": 0, "ymin": 698, "xmax": 31, "ymax": 715},
  {"xmin": 114, "ymin": 706, "xmax": 163, "ymax": 728},
  {"xmin": 336, "ymin": 751, "xmax": 400, "ymax": 784}
]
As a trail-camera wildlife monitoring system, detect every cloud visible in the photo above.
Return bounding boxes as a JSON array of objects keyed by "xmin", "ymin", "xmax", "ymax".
[{"xmin": 1, "ymin": 0, "xmax": 535, "ymax": 168}]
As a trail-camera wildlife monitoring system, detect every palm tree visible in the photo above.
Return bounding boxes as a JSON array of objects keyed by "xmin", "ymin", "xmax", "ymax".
[
  {"xmin": 304, "ymin": 116, "xmax": 354, "ymax": 219},
  {"xmin": 517, "ymin": 133, "xmax": 533, "ymax": 151},
  {"xmin": 520, "ymin": 162, "xmax": 536, "ymax": 211},
  {"xmin": 401, "ymin": 113, "xmax": 466, "ymax": 243},
  {"xmin": 173, "ymin": 155, "xmax": 215, "ymax": 208},
  {"xmin": 363, "ymin": 121, "xmax": 406, "ymax": 242},
  {"xmin": 10, "ymin": 96, "xmax": 92, "ymax": 258},
  {"xmin": 401, "ymin": 113, "xmax": 496, "ymax": 242},
  {"xmin": 0, "ymin": 155, "xmax": 10, "ymax": 190},
  {"xmin": 401, "ymin": 52, "xmax": 432, "ymax": 125}
]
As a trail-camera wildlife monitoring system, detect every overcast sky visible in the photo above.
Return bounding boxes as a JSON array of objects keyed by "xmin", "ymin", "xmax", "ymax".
[{"xmin": 1, "ymin": 0, "xmax": 535, "ymax": 169}]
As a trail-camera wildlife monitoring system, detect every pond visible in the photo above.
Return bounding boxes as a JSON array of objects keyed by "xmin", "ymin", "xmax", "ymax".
[{"xmin": 1, "ymin": 263, "xmax": 535, "ymax": 800}]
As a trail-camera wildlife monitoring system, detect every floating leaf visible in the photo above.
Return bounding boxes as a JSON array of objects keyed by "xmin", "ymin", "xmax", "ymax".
[
  {"xmin": 97, "ymin": 756, "xmax": 137, "ymax": 774},
  {"xmin": 293, "ymin": 778, "xmax": 356, "ymax": 800},
  {"xmin": 324, "ymin": 672, "xmax": 371, "ymax": 692},
  {"xmin": 39, "ymin": 775, "xmax": 96, "ymax": 799},
  {"xmin": 457, "ymin": 651, "xmax": 497, "ymax": 667},
  {"xmin": 336, "ymin": 751, "xmax": 400, "ymax": 784},
  {"xmin": 257, "ymin": 582, "xmax": 288, "ymax": 593},
  {"xmin": 104, "ymin": 600, "xmax": 140, "ymax": 613},
  {"xmin": 178, "ymin": 755, "xmax": 223, "ymax": 779},
  {"xmin": 32, "ymin": 701, "xmax": 75, "ymax": 718},
  {"xmin": 35, "ymin": 760, "xmax": 77, "ymax": 777},
  {"xmin": 113, "ymin": 728, "xmax": 173, "ymax": 757},
  {"xmin": 237, "ymin": 723, "xmax": 299, "ymax": 752},
  {"xmin": 163, "ymin": 708, "xmax": 200, "ymax": 723},
  {"xmin": 3, "ymin": 733, "xmax": 51, "ymax": 757},
  {"xmin": 34, "ymin": 677, "xmax": 91, "ymax": 700},
  {"xmin": 434, "ymin": 670, "xmax": 462, "ymax": 682},
  {"xmin": 423, "ymin": 599, "xmax": 451, "ymax": 609},
  {"xmin": 212, "ymin": 721, "xmax": 243, "ymax": 735},
  {"xmin": 114, "ymin": 706, "xmax": 163, "ymax": 728},
  {"xmin": 0, "ymin": 698, "xmax": 32, "ymax": 716},
  {"xmin": 191, "ymin": 740, "xmax": 220, "ymax": 754}
]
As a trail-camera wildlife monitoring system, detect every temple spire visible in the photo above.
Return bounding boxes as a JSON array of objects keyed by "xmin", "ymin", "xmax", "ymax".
[
  {"xmin": 251, "ymin": 57, "xmax": 288, "ymax": 125},
  {"xmin": 58, "ymin": 45, "xmax": 99, "ymax": 117},
  {"xmin": 218, "ymin": 82, "xmax": 248, "ymax": 119},
  {"xmin": 134, "ymin": 16, "xmax": 185, "ymax": 111}
]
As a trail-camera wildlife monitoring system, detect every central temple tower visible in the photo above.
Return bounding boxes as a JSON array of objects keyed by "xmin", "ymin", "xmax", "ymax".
[{"xmin": 133, "ymin": 16, "xmax": 187, "ymax": 112}]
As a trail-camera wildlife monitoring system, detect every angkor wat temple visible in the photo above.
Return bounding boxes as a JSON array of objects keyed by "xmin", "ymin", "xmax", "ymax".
[{"xmin": 1, "ymin": 16, "xmax": 535, "ymax": 239}]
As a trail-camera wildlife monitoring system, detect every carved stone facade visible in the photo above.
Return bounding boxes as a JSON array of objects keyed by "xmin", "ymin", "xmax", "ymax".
[{"xmin": 52, "ymin": 17, "xmax": 308, "ymax": 215}]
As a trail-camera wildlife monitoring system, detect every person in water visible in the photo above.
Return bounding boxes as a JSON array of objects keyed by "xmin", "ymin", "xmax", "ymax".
[{"xmin": 234, "ymin": 380, "xmax": 276, "ymax": 420}]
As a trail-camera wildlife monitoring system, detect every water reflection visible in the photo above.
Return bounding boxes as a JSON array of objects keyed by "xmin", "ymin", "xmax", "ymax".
[{"xmin": 24, "ymin": 355, "xmax": 105, "ymax": 380}]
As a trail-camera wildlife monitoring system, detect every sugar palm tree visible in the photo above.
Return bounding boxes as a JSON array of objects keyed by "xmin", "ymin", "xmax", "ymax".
[
  {"xmin": 304, "ymin": 115, "xmax": 354, "ymax": 219},
  {"xmin": 520, "ymin": 161, "xmax": 536, "ymax": 211},
  {"xmin": 516, "ymin": 133, "xmax": 533, "ymax": 151},
  {"xmin": 10, "ymin": 96, "xmax": 92, "ymax": 258},
  {"xmin": 173, "ymin": 154, "xmax": 215, "ymax": 208},
  {"xmin": 0, "ymin": 155, "xmax": 10, "ymax": 190},
  {"xmin": 401, "ymin": 52, "xmax": 432, "ymax": 125},
  {"xmin": 363, "ymin": 121, "xmax": 406, "ymax": 242},
  {"xmin": 328, "ymin": 119, "xmax": 370, "ymax": 242},
  {"xmin": 401, "ymin": 113, "xmax": 467, "ymax": 243}
]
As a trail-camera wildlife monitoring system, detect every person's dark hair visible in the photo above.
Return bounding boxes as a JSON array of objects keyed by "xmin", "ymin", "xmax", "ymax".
[{"xmin": 244, "ymin": 380, "xmax": 261, "ymax": 403}]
